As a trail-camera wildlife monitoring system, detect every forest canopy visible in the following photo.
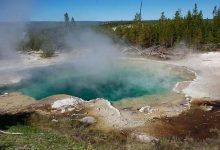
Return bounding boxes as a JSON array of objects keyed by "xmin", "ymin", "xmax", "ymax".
[{"xmin": 103, "ymin": 4, "xmax": 220, "ymax": 51}]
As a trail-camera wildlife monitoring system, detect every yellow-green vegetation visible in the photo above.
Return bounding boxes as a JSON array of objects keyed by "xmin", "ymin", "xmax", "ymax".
[
  {"xmin": 1, "ymin": 124, "xmax": 220, "ymax": 150},
  {"xmin": 0, "ymin": 125, "xmax": 85, "ymax": 150},
  {"xmin": 29, "ymin": 112, "xmax": 130, "ymax": 150}
]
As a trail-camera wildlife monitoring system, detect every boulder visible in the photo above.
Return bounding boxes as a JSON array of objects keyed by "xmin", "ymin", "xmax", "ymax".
[
  {"xmin": 79, "ymin": 116, "xmax": 96, "ymax": 124},
  {"xmin": 51, "ymin": 96, "xmax": 84, "ymax": 113}
]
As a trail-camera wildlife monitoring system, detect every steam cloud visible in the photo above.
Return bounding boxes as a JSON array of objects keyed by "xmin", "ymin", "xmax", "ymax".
[
  {"xmin": 0, "ymin": 0, "xmax": 32, "ymax": 62},
  {"xmin": 64, "ymin": 27, "xmax": 122, "ymax": 74}
]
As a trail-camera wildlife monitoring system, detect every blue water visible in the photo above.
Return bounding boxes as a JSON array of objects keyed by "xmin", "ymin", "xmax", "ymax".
[{"xmin": 0, "ymin": 63, "xmax": 181, "ymax": 101}]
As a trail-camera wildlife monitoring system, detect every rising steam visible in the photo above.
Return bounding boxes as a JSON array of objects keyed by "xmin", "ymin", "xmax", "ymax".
[
  {"xmin": 0, "ymin": 0, "xmax": 32, "ymax": 62},
  {"xmin": 64, "ymin": 27, "xmax": 122, "ymax": 74}
]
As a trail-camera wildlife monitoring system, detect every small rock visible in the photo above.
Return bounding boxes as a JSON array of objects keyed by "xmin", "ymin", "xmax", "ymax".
[
  {"xmin": 185, "ymin": 96, "xmax": 192, "ymax": 101},
  {"xmin": 79, "ymin": 116, "xmax": 96, "ymax": 124},
  {"xmin": 51, "ymin": 97, "xmax": 83, "ymax": 110},
  {"xmin": 1, "ymin": 93, "xmax": 9, "ymax": 97},
  {"xmin": 200, "ymin": 105, "xmax": 213, "ymax": 111},
  {"xmin": 52, "ymin": 119, "xmax": 58, "ymax": 122},
  {"xmin": 139, "ymin": 106, "xmax": 151, "ymax": 113},
  {"xmin": 61, "ymin": 109, "xmax": 66, "ymax": 113},
  {"xmin": 131, "ymin": 132, "xmax": 159, "ymax": 143},
  {"xmin": 139, "ymin": 106, "xmax": 155, "ymax": 114},
  {"xmin": 67, "ymin": 108, "xmax": 75, "ymax": 112}
]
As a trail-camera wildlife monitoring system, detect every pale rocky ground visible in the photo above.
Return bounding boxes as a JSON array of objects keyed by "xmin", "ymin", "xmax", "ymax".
[
  {"xmin": 0, "ymin": 93, "xmax": 37, "ymax": 114},
  {"xmin": 168, "ymin": 52, "xmax": 220, "ymax": 100}
]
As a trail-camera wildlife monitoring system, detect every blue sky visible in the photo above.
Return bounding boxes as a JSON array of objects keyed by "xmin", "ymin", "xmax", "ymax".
[{"xmin": 0, "ymin": 0, "xmax": 220, "ymax": 21}]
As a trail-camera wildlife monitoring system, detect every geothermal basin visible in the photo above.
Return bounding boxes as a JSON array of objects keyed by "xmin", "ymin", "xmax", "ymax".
[{"xmin": 0, "ymin": 60, "xmax": 192, "ymax": 103}]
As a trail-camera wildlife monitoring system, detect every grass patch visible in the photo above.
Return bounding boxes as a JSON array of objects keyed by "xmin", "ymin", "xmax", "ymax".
[{"xmin": 0, "ymin": 125, "xmax": 85, "ymax": 150}]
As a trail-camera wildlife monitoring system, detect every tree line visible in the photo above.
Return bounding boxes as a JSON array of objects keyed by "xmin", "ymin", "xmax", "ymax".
[{"xmin": 104, "ymin": 4, "xmax": 220, "ymax": 51}]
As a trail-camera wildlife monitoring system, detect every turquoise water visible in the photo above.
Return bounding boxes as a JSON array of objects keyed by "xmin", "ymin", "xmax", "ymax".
[{"xmin": 0, "ymin": 63, "xmax": 181, "ymax": 101}]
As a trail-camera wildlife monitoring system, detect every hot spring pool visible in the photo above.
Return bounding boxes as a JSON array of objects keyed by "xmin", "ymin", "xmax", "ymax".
[{"xmin": 0, "ymin": 62, "xmax": 184, "ymax": 101}]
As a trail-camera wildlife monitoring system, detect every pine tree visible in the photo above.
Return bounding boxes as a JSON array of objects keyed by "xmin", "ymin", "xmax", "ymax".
[
  {"xmin": 134, "ymin": 13, "xmax": 142, "ymax": 22},
  {"xmin": 64, "ymin": 13, "xmax": 70, "ymax": 26},
  {"xmin": 71, "ymin": 17, "xmax": 75, "ymax": 25},
  {"xmin": 193, "ymin": 3, "xmax": 198, "ymax": 16},
  {"xmin": 174, "ymin": 9, "xmax": 182, "ymax": 20},
  {"xmin": 160, "ymin": 12, "xmax": 166, "ymax": 21},
  {"xmin": 174, "ymin": 9, "xmax": 183, "ymax": 42},
  {"xmin": 213, "ymin": 7, "xmax": 220, "ymax": 43}
]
